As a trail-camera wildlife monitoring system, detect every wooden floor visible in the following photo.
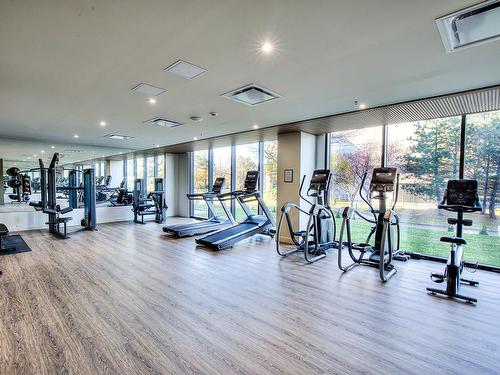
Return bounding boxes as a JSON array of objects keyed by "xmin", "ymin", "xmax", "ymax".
[{"xmin": 1, "ymin": 219, "xmax": 499, "ymax": 375}]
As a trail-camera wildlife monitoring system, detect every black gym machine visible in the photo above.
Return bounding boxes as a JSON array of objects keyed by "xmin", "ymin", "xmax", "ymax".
[
  {"xmin": 132, "ymin": 178, "xmax": 167, "ymax": 224},
  {"xmin": 426, "ymin": 179, "xmax": 482, "ymax": 303},
  {"xmin": 30, "ymin": 153, "xmax": 96, "ymax": 238},
  {"xmin": 5, "ymin": 167, "xmax": 31, "ymax": 203},
  {"xmin": 275, "ymin": 169, "xmax": 337, "ymax": 263}
]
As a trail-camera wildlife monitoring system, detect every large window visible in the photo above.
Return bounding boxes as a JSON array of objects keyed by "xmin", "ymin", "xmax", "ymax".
[
  {"xmin": 235, "ymin": 143, "xmax": 259, "ymax": 220},
  {"xmin": 126, "ymin": 159, "xmax": 134, "ymax": 190},
  {"xmin": 213, "ymin": 146, "xmax": 232, "ymax": 217},
  {"xmin": 193, "ymin": 150, "xmax": 209, "ymax": 218},
  {"xmin": 329, "ymin": 111, "xmax": 500, "ymax": 268},
  {"xmin": 263, "ymin": 141, "xmax": 278, "ymax": 218},
  {"xmin": 189, "ymin": 141, "xmax": 278, "ymax": 222},
  {"xmin": 329, "ymin": 126, "xmax": 382, "ymax": 243},
  {"xmin": 157, "ymin": 155, "xmax": 165, "ymax": 180},
  {"xmin": 386, "ymin": 117, "xmax": 461, "ymax": 259},
  {"xmin": 136, "ymin": 157, "xmax": 144, "ymax": 181},
  {"xmin": 146, "ymin": 156, "xmax": 155, "ymax": 193},
  {"xmin": 464, "ymin": 111, "xmax": 500, "ymax": 266}
]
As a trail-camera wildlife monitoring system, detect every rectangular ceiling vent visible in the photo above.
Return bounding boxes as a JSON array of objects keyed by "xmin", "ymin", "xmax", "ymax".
[
  {"xmin": 222, "ymin": 84, "xmax": 281, "ymax": 106},
  {"xmin": 436, "ymin": 0, "xmax": 500, "ymax": 52},
  {"xmin": 164, "ymin": 60, "xmax": 207, "ymax": 79},
  {"xmin": 143, "ymin": 117, "xmax": 182, "ymax": 128},
  {"xmin": 131, "ymin": 83, "xmax": 166, "ymax": 96},
  {"xmin": 104, "ymin": 134, "xmax": 134, "ymax": 140}
]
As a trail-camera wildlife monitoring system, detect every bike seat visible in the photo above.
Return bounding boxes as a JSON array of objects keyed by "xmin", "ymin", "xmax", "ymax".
[{"xmin": 440, "ymin": 236, "xmax": 466, "ymax": 245}]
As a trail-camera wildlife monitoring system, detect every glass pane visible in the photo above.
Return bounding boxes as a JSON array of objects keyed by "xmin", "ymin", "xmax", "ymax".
[
  {"xmin": 330, "ymin": 126, "xmax": 382, "ymax": 243},
  {"xmin": 126, "ymin": 159, "xmax": 134, "ymax": 191},
  {"xmin": 157, "ymin": 155, "xmax": 165, "ymax": 179},
  {"xmin": 213, "ymin": 146, "xmax": 232, "ymax": 217},
  {"xmin": 136, "ymin": 157, "xmax": 144, "ymax": 180},
  {"xmin": 193, "ymin": 150, "xmax": 209, "ymax": 218},
  {"xmin": 146, "ymin": 156, "xmax": 154, "ymax": 193},
  {"xmin": 235, "ymin": 143, "xmax": 259, "ymax": 221},
  {"xmin": 263, "ymin": 141, "xmax": 278, "ymax": 220},
  {"xmin": 386, "ymin": 117, "xmax": 461, "ymax": 258},
  {"xmin": 464, "ymin": 111, "xmax": 500, "ymax": 266}
]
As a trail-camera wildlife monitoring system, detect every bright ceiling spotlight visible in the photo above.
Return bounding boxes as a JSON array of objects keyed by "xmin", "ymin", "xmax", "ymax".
[
  {"xmin": 253, "ymin": 124, "xmax": 259, "ymax": 129},
  {"xmin": 359, "ymin": 103, "xmax": 367, "ymax": 109},
  {"xmin": 41, "ymin": 150, "xmax": 45, "ymax": 153},
  {"xmin": 148, "ymin": 98, "xmax": 157, "ymax": 104},
  {"xmin": 51, "ymin": 145, "xmax": 55, "ymax": 149},
  {"xmin": 100, "ymin": 121, "xmax": 107, "ymax": 127},
  {"xmin": 74, "ymin": 134, "xmax": 79, "ymax": 138},
  {"xmin": 193, "ymin": 137, "xmax": 198, "ymax": 141},
  {"xmin": 261, "ymin": 41, "xmax": 274, "ymax": 54},
  {"xmin": 155, "ymin": 144, "xmax": 160, "ymax": 148}
]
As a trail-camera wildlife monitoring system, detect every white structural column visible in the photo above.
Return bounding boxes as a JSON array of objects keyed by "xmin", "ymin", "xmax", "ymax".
[{"xmin": 276, "ymin": 132, "xmax": 318, "ymax": 242}]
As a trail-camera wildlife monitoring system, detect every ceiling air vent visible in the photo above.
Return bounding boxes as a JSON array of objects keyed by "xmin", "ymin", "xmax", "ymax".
[
  {"xmin": 143, "ymin": 117, "xmax": 182, "ymax": 128},
  {"xmin": 222, "ymin": 84, "xmax": 281, "ymax": 106},
  {"xmin": 104, "ymin": 134, "xmax": 134, "ymax": 140},
  {"xmin": 436, "ymin": 0, "xmax": 500, "ymax": 52},
  {"xmin": 131, "ymin": 83, "xmax": 166, "ymax": 96},
  {"xmin": 63, "ymin": 149, "xmax": 84, "ymax": 153},
  {"xmin": 164, "ymin": 60, "xmax": 207, "ymax": 79}
]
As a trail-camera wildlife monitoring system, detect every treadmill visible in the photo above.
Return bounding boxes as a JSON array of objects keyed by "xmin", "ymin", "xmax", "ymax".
[
  {"xmin": 195, "ymin": 171, "xmax": 276, "ymax": 250},
  {"xmin": 163, "ymin": 177, "xmax": 235, "ymax": 237}
]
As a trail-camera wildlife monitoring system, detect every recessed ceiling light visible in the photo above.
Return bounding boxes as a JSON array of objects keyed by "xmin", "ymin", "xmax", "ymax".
[
  {"xmin": 253, "ymin": 124, "xmax": 259, "ymax": 129},
  {"xmin": 148, "ymin": 98, "xmax": 157, "ymax": 104},
  {"xmin": 51, "ymin": 145, "xmax": 55, "ymax": 149},
  {"xmin": 41, "ymin": 150, "xmax": 45, "ymax": 153},
  {"xmin": 100, "ymin": 121, "xmax": 107, "ymax": 127},
  {"xmin": 74, "ymin": 134, "xmax": 79, "ymax": 138},
  {"xmin": 33, "ymin": 154, "xmax": 37, "ymax": 157},
  {"xmin": 359, "ymin": 104, "xmax": 367, "ymax": 109},
  {"xmin": 155, "ymin": 144, "xmax": 160, "ymax": 148},
  {"xmin": 193, "ymin": 137, "xmax": 198, "ymax": 141},
  {"xmin": 261, "ymin": 41, "xmax": 274, "ymax": 54}
]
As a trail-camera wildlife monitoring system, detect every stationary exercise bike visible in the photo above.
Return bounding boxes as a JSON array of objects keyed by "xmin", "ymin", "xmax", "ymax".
[
  {"xmin": 275, "ymin": 169, "xmax": 336, "ymax": 263},
  {"xmin": 427, "ymin": 179, "xmax": 482, "ymax": 303},
  {"xmin": 338, "ymin": 167, "xmax": 408, "ymax": 282}
]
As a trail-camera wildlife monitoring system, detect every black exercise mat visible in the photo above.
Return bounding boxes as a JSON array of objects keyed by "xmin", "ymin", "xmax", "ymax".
[{"xmin": 0, "ymin": 234, "xmax": 32, "ymax": 255}]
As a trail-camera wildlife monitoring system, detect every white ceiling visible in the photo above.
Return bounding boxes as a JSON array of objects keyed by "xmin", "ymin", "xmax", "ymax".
[{"xmin": 1, "ymin": 0, "xmax": 499, "ymax": 155}]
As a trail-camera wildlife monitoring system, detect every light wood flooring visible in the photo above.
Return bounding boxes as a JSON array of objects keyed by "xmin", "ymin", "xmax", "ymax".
[{"xmin": 1, "ymin": 219, "xmax": 499, "ymax": 374}]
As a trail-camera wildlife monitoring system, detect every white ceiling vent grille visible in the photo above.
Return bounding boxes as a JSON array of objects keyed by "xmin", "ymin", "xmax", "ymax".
[
  {"xmin": 164, "ymin": 60, "xmax": 207, "ymax": 79},
  {"xmin": 436, "ymin": 0, "xmax": 500, "ymax": 52},
  {"xmin": 143, "ymin": 117, "xmax": 182, "ymax": 128},
  {"xmin": 222, "ymin": 84, "xmax": 281, "ymax": 106},
  {"xmin": 131, "ymin": 83, "xmax": 166, "ymax": 96},
  {"xmin": 104, "ymin": 134, "xmax": 134, "ymax": 140}
]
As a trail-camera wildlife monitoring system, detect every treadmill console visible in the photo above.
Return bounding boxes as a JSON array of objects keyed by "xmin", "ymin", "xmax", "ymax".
[
  {"xmin": 212, "ymin": 177, "xmax": 225, "ymax": 194},
  {"xmin": 244, "ymin": 171, "xmax": 259, "ymax": 192},
  {"xmin": 309, "ymin": 169, "xmax": 331, "ymax": 193},
  {"xmin": 370, "ymin": 167, "xmax": 397, "ymax": 192}
]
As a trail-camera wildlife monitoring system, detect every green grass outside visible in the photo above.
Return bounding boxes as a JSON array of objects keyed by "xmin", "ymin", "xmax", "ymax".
[{"xmin": 344, "ymin": 218, "xmax": 500, "ymax": 266}]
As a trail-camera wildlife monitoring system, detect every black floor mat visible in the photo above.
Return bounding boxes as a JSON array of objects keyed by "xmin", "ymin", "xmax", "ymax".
[{"xmin": 0, "ymin": 235, "xmax": 32, "ymax": 256}]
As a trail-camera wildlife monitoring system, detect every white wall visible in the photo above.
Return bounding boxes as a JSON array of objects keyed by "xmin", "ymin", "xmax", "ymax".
[
  {"xmin": 0, "ymin": 206, "xmax": 131, "ymax": 232},
  {"xmin": 176, "ymin": 153, "xmax": 190, "ymax": 217}
]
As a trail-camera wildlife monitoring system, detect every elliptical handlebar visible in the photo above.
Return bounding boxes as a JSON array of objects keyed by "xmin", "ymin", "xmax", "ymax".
[
  {"xmin": 298, "ymin": 175, "xmax": 314, "ymax": 206},
  {"xmin": 391, "ymin": 173, "xmax": 400, "ymax": 211}
]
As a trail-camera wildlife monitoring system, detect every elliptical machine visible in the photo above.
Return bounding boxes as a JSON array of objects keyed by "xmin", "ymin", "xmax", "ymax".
[
  {"xmin": 427, "ymin": 179, "xmax": 482, "ymax": 303},
  {"xmin": 276, "ymin": 169, "xmax": 336, "ymax": 263},
  {"xmin": 338, "ymin": 167, "xmax": 407, "ymax": 282}
]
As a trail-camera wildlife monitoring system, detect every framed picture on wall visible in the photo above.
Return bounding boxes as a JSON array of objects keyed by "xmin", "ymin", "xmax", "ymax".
[{"xmin": 284, "ymin": 169, "xmax": 293, "ymax": 183}]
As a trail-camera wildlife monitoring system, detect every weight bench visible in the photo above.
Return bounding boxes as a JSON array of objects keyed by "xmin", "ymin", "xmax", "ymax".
[
  {"xmin": 0, "ymin": 223, "xmax": 16, "ymax": 253},
  {"xmin": 46, "ymin": 217, "xmax": 72, "ymax": 238}
]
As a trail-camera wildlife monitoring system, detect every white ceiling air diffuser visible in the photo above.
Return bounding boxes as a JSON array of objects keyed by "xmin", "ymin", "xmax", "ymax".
[
  {"xmin": 436, "ymin": 0, "xmax": 500, "ymax": 53},
  {"xmin": 222, "ymin": 84, "xmax": 281, "ymax": 106},
  {"xmin": 143, "ymin": 117, "xmax": 182, "ymax": 128},
  {"xmin": 164, "ymin": 60, "xmax": 207, "ymax": 79},
  {"xmin": 104, "ymin": 134, "xmax": 134, "ymax": 140},
  {"xmin": 131, "ymin": 83, "xmax": 166, "ymax": 96}
]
